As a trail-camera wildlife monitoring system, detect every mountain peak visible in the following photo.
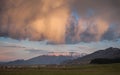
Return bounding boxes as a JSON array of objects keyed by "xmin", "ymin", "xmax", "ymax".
[{"xmin": 106, "ymin": 47, "xmax": 120, "ymax": 50}]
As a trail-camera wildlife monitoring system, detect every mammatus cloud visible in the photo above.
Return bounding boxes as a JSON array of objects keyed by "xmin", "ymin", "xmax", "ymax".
[{"xmin": 0, "ymin": 0, "xmax": 120, "ymax": 44}]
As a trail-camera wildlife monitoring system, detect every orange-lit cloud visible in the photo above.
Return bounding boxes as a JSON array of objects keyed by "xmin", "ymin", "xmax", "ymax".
[
  {"xmin": 0, "ymin": 0, "xmax": 120, "ymax": 44},
  {"xmin": 30, "ymin": 6, "xmax": 70, "ymax": 43}
]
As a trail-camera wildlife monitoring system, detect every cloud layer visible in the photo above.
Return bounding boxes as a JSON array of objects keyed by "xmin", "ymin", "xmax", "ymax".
[{"xmin": 0, "ymin": 0, "xmax": 120, "ymax": 44}]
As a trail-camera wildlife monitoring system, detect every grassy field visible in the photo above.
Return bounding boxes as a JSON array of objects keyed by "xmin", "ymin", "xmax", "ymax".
[{"xmin": 0, "ymin": 63, "xmax": 120, "ymax": 75}]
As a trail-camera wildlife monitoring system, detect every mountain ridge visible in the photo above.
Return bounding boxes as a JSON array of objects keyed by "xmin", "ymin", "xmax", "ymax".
[
  {"xmin": 63, "ymin": 47, "xmax": 120, "ymax": 64},
  {"xmin": 1, "ymin": 55, "xmax": 79, "ymax": 66}
]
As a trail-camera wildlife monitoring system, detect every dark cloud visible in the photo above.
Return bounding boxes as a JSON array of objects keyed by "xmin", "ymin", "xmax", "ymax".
[
  {"xmin": 102, "ymin": 24, "xmax": 120, "ymax": 40},
  {"xmin": 26, "ymin": 49, "xmax": 48, "ymax": 54},
  {"xmin": 0, "ymin": 45, "xmax": 26, "ymax": 48}
]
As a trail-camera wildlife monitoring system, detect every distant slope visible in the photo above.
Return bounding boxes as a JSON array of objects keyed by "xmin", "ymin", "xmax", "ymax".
[
  {"xmin": 2, "ymin": 55, "xmax": 76, "ymax": 66},
  {"xmin": 64, "ymin": 47, "xmax": 120, "ymax": 64},
  {"xmin": 26, "ymin": 55, "xmax": 75, "ymax": 65}
]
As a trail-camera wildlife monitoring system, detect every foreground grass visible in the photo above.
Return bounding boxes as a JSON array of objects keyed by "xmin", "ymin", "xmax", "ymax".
[{"xmin": 0, "ymin": 63, "xmax": 120, "ymax": 75}]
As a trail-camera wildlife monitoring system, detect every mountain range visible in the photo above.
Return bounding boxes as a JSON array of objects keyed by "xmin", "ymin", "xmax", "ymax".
[
  {"xmin": 1, "ymin": 47, "xmax": 120, "ymax": 66},
  {"xmin": 1, "ymin": 54, "xmax": 80, "ymax": 66}
]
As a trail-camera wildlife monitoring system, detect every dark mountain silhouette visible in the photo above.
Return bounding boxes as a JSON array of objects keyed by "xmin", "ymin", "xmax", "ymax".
[
  {"xmin": 63, "ymin": 47, "xmax": 120, "ymax": 64},
  {"xmin": 90, "ymin": 58, "xmax": 120, "ymax": 64}
]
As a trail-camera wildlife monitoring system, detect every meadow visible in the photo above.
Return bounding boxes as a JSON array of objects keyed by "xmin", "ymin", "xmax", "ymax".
[{"xmin": 0, "ymin": 63, "xmax": 120, "ymax": 75}]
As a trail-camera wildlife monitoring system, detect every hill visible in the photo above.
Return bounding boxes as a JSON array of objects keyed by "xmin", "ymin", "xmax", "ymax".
[{"xmin": 64, "ymin": 47, "xmax": 120, "ymax": 64}]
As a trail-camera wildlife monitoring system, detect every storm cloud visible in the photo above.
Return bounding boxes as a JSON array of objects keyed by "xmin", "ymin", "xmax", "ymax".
[{"xmin": 0, "ymin": 0, "xmax": 120, "ymax": 44}]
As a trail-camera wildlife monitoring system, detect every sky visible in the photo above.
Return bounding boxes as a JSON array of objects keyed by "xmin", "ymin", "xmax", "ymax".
[{"xmin": 0, "ymin": 0, "xmax": 120, "ymax": 61}]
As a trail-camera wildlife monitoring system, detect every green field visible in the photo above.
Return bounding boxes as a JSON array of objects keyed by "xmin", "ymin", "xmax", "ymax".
[{"xmin": 0, "ymin": 63, "xmax": 120, "ymax": 75}]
